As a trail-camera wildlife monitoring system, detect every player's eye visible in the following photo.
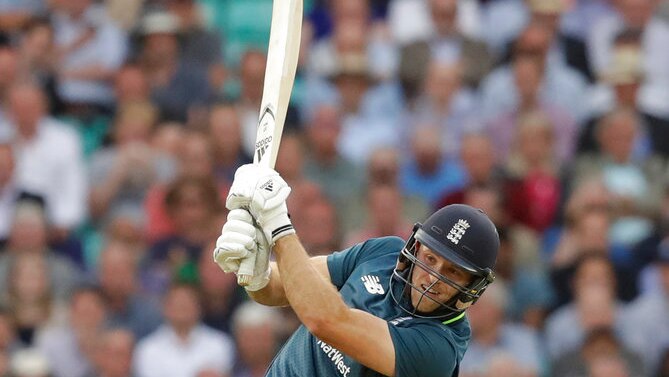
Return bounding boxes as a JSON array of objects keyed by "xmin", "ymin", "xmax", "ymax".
[{"xmin": 425, "ymin": 254, "xmax": 438, "ymax": 265}]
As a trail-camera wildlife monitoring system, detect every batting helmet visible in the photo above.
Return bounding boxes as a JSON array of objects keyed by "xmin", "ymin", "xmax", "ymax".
[{"xmin": 390, "ymin": 204, "xmax": 499, "ymax": 320}]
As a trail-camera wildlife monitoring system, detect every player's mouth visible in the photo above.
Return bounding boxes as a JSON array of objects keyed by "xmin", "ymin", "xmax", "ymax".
[{"xmin": 421, "ymin": 284, "xmax": 439, "ymax": 297}]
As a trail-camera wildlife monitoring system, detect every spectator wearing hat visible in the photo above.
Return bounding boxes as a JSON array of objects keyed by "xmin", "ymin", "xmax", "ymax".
[
  {"xmin": 579, "ymin": 29, "xmax": 666, "ymax": 157},
  {"xmin": 588, "ymin": 0, "xmax": 669, "ymax": 120}
]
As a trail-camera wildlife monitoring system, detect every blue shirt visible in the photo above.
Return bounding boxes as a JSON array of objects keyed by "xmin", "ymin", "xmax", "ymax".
[{"xmin": 266, "ymin": 237, "xmax": 471, "ymax": 377}]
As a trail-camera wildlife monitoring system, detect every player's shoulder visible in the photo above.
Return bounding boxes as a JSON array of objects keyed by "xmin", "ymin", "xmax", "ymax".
[{"xmin": 358, "ymin": 236, "xmax": 405, "ymax": 257}]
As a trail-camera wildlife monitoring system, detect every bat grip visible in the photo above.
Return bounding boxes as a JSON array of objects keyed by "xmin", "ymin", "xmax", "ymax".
[{"xmin": 237, "ymin": 252, "xmax": 257, "ymax": 286}]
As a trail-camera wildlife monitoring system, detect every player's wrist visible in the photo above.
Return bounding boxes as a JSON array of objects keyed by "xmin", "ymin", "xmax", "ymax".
[{"xmin": 259, "ymin": 205, "xmax": 294, "ymax": 244}]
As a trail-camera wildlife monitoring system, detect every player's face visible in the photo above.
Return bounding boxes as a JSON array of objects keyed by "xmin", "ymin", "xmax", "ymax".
[{"xmin": 409, "ymin": 244, "xmax": 473, "ymax": 313}]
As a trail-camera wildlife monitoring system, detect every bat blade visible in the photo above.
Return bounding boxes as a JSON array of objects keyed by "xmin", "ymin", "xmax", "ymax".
[
  {"xmin": 253, "ymin": 0, "xmax": 303, "ymax": 168},
  {"xmin": 238, "ymin": 0, "xmax": 303, "ymax": 286}
]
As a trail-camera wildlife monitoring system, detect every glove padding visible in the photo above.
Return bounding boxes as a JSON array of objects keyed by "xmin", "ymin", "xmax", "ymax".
[
  {"xmin": 226, "ymin": 164, "xmax": 295, "ymax": 244},
  {"xmin": 213, "ymin": 209, "xmax": 271, "ymax": 291}
]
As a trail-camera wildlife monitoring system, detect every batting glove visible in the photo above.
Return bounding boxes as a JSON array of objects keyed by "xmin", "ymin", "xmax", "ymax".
[
  {"xmin": 226, "ymin": 164, "xmax": 295, "ymax": 244},
  {"xmin": 213, "ymin": 209, "xmax": 271, "ymax": 291}
]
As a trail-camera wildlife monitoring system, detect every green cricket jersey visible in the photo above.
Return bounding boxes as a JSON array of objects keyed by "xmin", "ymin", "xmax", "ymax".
[{"xmin": 265, "ymin": 236, "xmax": 471, "ymax": 377}]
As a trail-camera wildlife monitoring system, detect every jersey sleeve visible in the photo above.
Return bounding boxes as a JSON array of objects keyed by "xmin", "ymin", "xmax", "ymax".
[
  {"xmin": 387, "ymin": 323, "xmax": 459, "ymax": 377},
  {"xmin": 327, "ymin": 236, "xmax": 404, "ymax": 288}
]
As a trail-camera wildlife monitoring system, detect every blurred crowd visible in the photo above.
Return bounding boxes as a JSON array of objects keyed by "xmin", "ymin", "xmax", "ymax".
[{"xmin": 0, "ymin": 0, "xmax": 668, "ymax": 376}]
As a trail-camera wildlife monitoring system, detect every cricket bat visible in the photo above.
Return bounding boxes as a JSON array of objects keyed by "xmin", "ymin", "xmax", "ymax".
[{"xmin": 238, "ymin": 0, "xmax": 303, "ymax": 286}]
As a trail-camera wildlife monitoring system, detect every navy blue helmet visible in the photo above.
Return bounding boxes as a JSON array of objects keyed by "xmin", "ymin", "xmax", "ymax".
[{"xmin": 391, "ymin": 204, "xmax": 499, "ymax": 320}]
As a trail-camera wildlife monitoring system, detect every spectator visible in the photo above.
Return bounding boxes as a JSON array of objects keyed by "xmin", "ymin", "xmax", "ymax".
[
  {"xmin": 274, "ymin": 132, "xmax": 306, "ymax": 186},
  {"xmin": 237, "ymin": 50, "xmax": 267, "ymax": 159},
  {"xmin": 624, "ymin": 245, "xmax": 669, "ymax": 373},
  {"xmin": 134, "ymin": 283, "xmax": 235, "ymax": 377},
  {"xmin": 580, "ymin": 30, "xmax": 655, "ymax": 155},
  {"xmin": 402, "ymin": 59, "xmax": 479, "ymax": 159},
  {"xmin": 504, "ymin": 111, "xmax": 562, "ymax": 233},
  {"xmin": 144, "ymin": 129, "xmax": 223, "ymax": 243},
  {"xmin": 344, "ymin": 184, "xmax": 413, "ymax": 246},
  {"xmin": 51, "ymin": 0, "xmax": 127, "ymax": 114},
  {"xmin": 197, "ymin": 241, "xmax": 245, "ymax": 334},
  {"xmin": 296, "ymin": 197, "xmax": 341, "ymax": 256},
  {"xmin": 397, "ymin": 0, "xmax": 492, "ymax": 94},
  {"xmin": 436, "ymin": 132, "xmax": 506, "ymax": 208},
  {"xmin": 4, "ymin": 253, "xmax": 59, "ymax": 346},
  {"xmin": 460, "ymin": 282, "xmax": 544, "ymax": 377},
  {"xmin": 480, "ymin": 19, "xmax": 589, "ymax": 124},
  {"xmin": 569, "ymin": 108, "xmax": 662, "ymax": 249},
  {"xmin": 35, "ymin": 286, "xmax": 107, "ymax": 377},
  {"xmin": 399, "ymin": 126, "xmax": 466, "ymax": 206},
  {"xmin": 137, "ymin": 10, "xmax": 213, "ymax": 123},
  {"xmin": 552, "ymin": 326, "xmax": 645, "ymax": 377},
  {"xmin": 144, "ymin": 175, "xmax": 224, "ymax": 295},
  {"xmin": 485, "ymin": 52, "xmax": 577, "ymax": 164},
  {"xmin": 208, "ymin": 103, "xmax": 250, "ymax": 187},
  {"xmin": 545, "ymin": 254, "xmax": 632, "ymax": 360},
  {"xmin": 113, "ymin": 62, "xmax": 150, "ymax": 108},
  {"xmin": 231, "ymin": 302, "xmax": 281, "ymax": 377},
  {"xmin": 340, "ymin": 147, "xmax": 429, "ymax": 235},
  {"xmin": 308, "ymin": 0, "xmax": 397, "ymax": 81},
  {"xmin": 0, "ymin": 199, "xmax": 84, "ymax": 304},
  {"xmin": 89, "ymin": 328, "xmax": 135, "ymax": 377},
  {"xmin": 302, "ymin": 103, "xmax": 364, "ymax": 210},
  {"xmin": 4, "ymin": 81, "xmax": 87, "ymax": 240},
  {"xmin": 97, "ymin": 241, "xmax": 162, "ymax": 340},
  {"xmin": 88, "ymin": 101, "xmax": 176, "ymax": 226},
  {"xmin": 165, "ymin": 0, "xmax": 222, "ymax": 69},
  {"xmin": 16, "ymin": 18, "xmax": 59, "ymax": 110},
  {"xmin": 588, "ymin": 0, "xmax": 669, "ymax": 120}
]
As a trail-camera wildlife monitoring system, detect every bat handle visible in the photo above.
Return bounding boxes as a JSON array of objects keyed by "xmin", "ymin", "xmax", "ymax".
[{"xmin": 237, "ymin": 252, "xmax": 257, "ymax": 287}]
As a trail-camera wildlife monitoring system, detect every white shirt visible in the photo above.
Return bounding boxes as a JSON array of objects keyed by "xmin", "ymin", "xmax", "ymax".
[
  {"xmin": 134, "ymin": 325, "xmax": 235, "ymax": 377},
  {"xmin": 388, "ymin": 0, "xmax": 483, "ymax": 45},
  {"xmin": 52, "ymin": 5, "xmax": 127, "ymax": 105},
  {"xmin": 12, "ymin": 118, "xmax": 87, "ymax": 229}
]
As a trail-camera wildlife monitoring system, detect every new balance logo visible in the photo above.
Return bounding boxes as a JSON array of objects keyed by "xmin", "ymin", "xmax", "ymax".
[
  {"xmin": 260, "ymin": 180, "xmax": 274, "ymax": 192},
  {"xmin": 446, "ymin": 219, "xmax": 470, "ymax": 245},
  {"xmin": 361, "ymin": 275, "xmax": 384, "ymax": 295}
]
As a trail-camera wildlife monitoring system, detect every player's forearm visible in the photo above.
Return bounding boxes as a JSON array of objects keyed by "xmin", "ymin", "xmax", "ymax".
[
  {"xmin": 245, "ymin": 262, "xmax": 289, "ymax": 307},
  {"xmin": 273, "ymin": 234, "xmax": 349, "ymax": 333}
]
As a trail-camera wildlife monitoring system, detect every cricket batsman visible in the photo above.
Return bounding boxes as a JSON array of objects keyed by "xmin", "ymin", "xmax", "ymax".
[{"xmin": 214, "ymin": 164, "xmax": 499, "ymax": 376}]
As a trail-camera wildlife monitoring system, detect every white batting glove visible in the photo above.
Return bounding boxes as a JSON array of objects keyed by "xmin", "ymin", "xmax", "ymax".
[
  {"xmin": 213, "ymin": 209, "xmax": 271, "ymax": 291},
  {"xmin": 226, "ymin": 164, "xmax": 295, "ymax": 244}
]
